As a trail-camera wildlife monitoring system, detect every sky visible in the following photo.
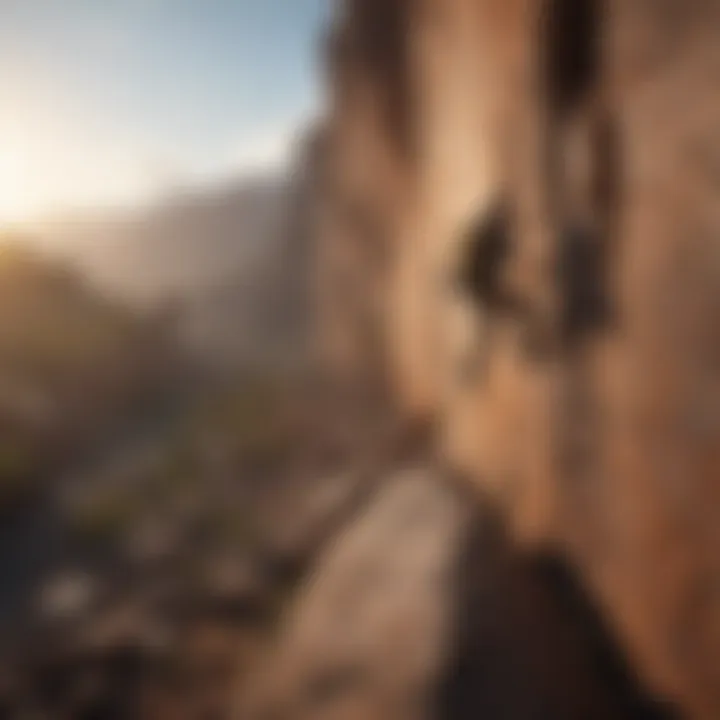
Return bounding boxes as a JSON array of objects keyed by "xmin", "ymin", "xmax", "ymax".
[{"xmin": 0, "ymin": 0, "xmax": 329, "ymax": 223}]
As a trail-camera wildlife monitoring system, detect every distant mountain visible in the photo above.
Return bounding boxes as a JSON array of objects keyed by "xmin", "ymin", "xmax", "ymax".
[
  {"xmin": 28, "ymin": 175, "xmax": 292, "ymax": 306},
  {"xmin": 24, "ymin": 164, "xmax": 316, "ymax": 368}
]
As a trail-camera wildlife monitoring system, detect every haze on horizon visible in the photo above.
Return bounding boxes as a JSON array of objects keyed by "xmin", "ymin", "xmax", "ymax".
[{"xmin": 0, "ymin": 0, "xmax": 328, "ymax": 227}]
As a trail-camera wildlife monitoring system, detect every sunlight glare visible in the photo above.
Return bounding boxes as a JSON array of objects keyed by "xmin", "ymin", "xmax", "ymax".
[{"xmin": 0, "ymin": 147, "xmax": 35, "ymax": 226}]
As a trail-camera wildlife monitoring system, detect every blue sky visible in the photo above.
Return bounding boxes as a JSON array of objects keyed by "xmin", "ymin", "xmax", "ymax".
[{"xmin": 0, "ymin": 0, "xmax": 328, "ymax": 221}]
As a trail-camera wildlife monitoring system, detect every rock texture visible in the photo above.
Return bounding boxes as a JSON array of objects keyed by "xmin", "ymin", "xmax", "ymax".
[{"xmin": 316, "ymin": 0, "xmax": 720, "ymax": 717}]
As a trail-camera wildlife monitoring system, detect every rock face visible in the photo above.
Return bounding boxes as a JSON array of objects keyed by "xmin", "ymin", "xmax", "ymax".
[
  {"xmin": 316, "ymin": 0, "xmax": 720, "ymax": 717},
  {"xmin": 239, "ymin": 470, "xmax": 465, "ymax": 720}
]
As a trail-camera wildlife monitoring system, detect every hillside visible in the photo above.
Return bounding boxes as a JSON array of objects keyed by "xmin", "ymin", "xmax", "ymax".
[
  {"xmin": 28, "ymin": 175, "xmax": 291, "ymax": 304},
  {"xmin": 25, "ymin": 169, "xmax": 313, "ymax": 367}
]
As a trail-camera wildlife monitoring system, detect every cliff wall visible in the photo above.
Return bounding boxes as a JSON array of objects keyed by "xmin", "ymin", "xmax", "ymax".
[{"xmin": 316, "ymin": 1, "xmax": 720, "ymax": 717}]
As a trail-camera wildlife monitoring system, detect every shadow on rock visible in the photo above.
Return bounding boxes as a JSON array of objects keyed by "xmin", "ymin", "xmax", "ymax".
[{"xmin": 436, "ymin": 503, "xmax": 679, "ymax": 720}]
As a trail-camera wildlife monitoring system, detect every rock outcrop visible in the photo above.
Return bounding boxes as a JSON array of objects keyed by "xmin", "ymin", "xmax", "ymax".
[{"xmin": 238, "ymin": 470, "xmax": 674, "ymax": 720}]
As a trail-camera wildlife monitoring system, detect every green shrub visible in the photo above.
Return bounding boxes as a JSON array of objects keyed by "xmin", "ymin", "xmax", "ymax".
[
  {"xmin": 68, "ymin": 491, "xmax": 141, "ymax": 542},
  {"xmin": 0, "ymin": 441, "xmax": 35, "ymax": 508}
]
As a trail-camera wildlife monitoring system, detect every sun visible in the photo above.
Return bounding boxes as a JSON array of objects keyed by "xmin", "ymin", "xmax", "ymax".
[{"xmin": 0, "ymin": 148, "xmax": 40, "ymax": 226}]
